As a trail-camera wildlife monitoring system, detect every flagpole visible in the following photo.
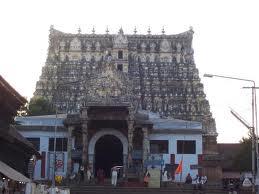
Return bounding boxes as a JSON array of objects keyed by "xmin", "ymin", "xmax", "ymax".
[
  {"xmin": 180, "ymin": 136, "xmax": 185, "ymax": 183},
  {"xmin": 180, "ymin": 155, "xmax": 183, "ymax": 182}
]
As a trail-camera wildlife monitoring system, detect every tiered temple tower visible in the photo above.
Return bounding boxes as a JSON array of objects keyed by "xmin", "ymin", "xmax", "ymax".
[{"xmin": 34, "ymin": 26, "xmax": 221, "ymax": 180}]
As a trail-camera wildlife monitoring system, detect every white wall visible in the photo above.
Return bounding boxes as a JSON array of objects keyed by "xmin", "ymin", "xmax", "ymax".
[
  {"xmin": 149, "ymin": 133, "xmax": 202, "ymax": 182},
  {"xmin": 19, "ymin": 130, "xmax": 68, "ymax": 180},
  {"xmin": 19, "ymin": 129, "xmax": 202, "ymax": 182}
]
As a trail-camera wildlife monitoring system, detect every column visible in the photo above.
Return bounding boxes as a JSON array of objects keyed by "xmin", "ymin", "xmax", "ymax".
[
  {"xmin": 127, "ymin": 120, "xmax": 134, "ymax": 168},
  {"xmin": 81, "ymin": 108, "xmax": 89, "ymax": 166},
  {"xmin": 82, "ymin": 121, "xmax": 88, "ymax": 182},
  {"xmin": 82, "ymin": 121, "xmax": 88, "ymax": 166},
  {"xmin": 142, "ymin": 127, "xmax": 150, "ymax": 165},
  {"xmin": 67, "ymin": 125, "xmax": 74, "ymax": 176}
]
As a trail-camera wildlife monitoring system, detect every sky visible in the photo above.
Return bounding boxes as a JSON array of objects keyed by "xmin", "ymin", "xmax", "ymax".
[{"xmin": 0, "ymin": 0, "xmax": 259, "ymax": 143}]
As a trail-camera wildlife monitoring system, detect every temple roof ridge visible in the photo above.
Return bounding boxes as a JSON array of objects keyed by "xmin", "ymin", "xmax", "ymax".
[{"xmin": 49, "ymin": 26, "xmax": 194, "ymax": 38}]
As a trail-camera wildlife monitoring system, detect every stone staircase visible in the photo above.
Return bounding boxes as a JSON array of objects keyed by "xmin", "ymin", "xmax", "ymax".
[{"xmin": 69, "ymin": 182, "xmax": 252, "ymax": 194}]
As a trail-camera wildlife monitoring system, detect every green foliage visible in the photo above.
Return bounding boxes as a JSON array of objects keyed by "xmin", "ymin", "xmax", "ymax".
[
  {"xmin": 28, "ymin": 96, "xmax": 55, "ymax": 116},
  {"xmin": 232, "ymin": 136, "xmax": 252, "ymax": 172},
  {"xmin": 17, "ymin": 103, "xmax": 29, "ymax": 116}
]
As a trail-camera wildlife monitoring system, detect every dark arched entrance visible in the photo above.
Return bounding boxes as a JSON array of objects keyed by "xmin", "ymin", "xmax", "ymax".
[{"xmin": 94, "ymin": 135, "xmax": 123, "ymax": 177}]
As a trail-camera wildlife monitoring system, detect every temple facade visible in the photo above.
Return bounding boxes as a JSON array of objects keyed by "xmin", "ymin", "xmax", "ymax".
[{"xmin": 27, "ymin": 26, "xmax": 221, "ymax": 181}]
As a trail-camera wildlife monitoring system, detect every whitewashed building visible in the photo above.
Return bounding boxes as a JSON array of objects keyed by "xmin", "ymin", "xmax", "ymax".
[{"xmin": 16, "ymin": 111, "xmax": 203, "ymax": 182}]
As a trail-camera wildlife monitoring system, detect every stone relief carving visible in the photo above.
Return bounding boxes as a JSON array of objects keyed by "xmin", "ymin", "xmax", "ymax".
[
  {"xmin": 36, "ymin": 28, "xmax": 217, "ymax": 135},
  {"xmin": 141, "ymin": 42, "xmax": 146, "ymax": 52},
  {"xmin": 113, "ymin": 29, "xmax": 128, "ymax": 48},
  {"xmin": 160, "ymin": 39, "xmax": 171, "ymax": 52},
  {"xmin": 60, "ymin": 41, "xmax": 66, "ymax": 50},
  {"xmin": 150, "ymin": 42, "xmax": 156, "ymax": 52},
  {"xmin": 86, "ymin": 42, "xmax": 92, "ymax": 51},
  {"xmin": 70, "ymin": 38, "xmax": 81, "ymax": 51}
]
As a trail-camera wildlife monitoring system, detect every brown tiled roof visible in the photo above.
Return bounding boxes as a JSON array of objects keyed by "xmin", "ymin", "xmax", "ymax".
[{"xmin": 0, "ymin": 75, "xmax": 27, "ymax": 105}]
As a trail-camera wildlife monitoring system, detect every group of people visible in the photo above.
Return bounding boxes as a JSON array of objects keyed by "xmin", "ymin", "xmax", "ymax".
[
  {"xmin": 78, "ymin": 165, "xmax": 92, "ymax": 184},
  {"xmin": 185, "ymin": 173, "xmax": 207, "ymax": 190},
  {"xmin": 77, "ymin": 164, "xmax": 121, "ymax": 186}
]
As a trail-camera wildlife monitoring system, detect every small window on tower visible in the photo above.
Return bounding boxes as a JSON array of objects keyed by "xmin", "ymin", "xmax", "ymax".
[
  {"xmin": 117, "ymin": 64, "xmax": 123, "ymax": 71},
  {"xmin": 118, "ymin": 50, "xmax": 123, "ymax": 59}
]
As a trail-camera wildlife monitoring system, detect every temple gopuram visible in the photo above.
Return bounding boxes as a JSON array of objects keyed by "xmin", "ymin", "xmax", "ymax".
[{"xmin": 17, "ymin": 26, "xmax": 221, "ymax": 182}]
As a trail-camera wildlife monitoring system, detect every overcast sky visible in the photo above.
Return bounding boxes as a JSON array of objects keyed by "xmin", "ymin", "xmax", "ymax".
[{"xmin": 1, "ymin": 0, "xmax": 258, "ymax": 143}]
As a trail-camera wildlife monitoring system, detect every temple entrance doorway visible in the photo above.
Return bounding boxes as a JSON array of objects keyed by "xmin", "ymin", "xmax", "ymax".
[{"xmin": 94, "ymin": 135, "xmax": 123, "ymax": 177}]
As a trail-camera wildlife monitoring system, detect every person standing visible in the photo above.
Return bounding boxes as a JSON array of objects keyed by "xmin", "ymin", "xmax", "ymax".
[
  {"xmin": 97, "ymin": 168, "xmax": 105, "ymax": 184},
  {"xmin": 3, "ymin": 179, "xmax": 8, "ymax": 194},
  {"xmin": 111, "ymin": 167, "xmax": 118, "ymax": 186},
  {"xmin": 86, "ymin": 167, "xmax": 92, "ymax": 184},
  {"xmin": 0, "ymin": 178, "xmax": 3, "ymax": 194},
  {"xmin": 143, "ymin": 169, "xmax": 150, "ymax": 187},
  {"xmin": 185, "ymin": 173, "xmax": 192, "ymax": 184},
  {"xmin": 162, "ymin": 170, "xmax": 168, "ymax": 187},
  {"xmin": 79, "ymin": 164, "xmax": 85, "ymax": 183},
  {"xmin": 201, "ymin": 175, "xmax": 207, "ymax": 185}
]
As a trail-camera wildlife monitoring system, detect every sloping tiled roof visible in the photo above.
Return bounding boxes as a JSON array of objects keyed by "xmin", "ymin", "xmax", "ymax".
[{"xmin": 0, "ymin": 75, "xmax": 26, "ymax": 105}]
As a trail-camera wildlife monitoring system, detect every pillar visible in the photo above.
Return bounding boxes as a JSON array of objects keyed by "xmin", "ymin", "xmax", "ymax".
[
  {"xmin": 67, "ymin": 125, "xmax": 74, "ymax": 176},
  {"xmin": 81, "ymin": 108, "xmax": 88, "ymax": 165},
  {"xmin": 127, "ymin": 120, "xmax": 134, "ymax": 167},
  {"xmin": 142, "ymin": 127, "xmax": 150, "ymax": 165},
  {"xmin": 81, "ymin": 121, "xmax": 88, "ymax": 182},
  {"xmin": 82, "ymin": 121, "xmax": 88, "ymax": 166}
]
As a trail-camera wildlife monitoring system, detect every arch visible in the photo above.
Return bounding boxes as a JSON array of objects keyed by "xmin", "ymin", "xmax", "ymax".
[{"xmin": 88, "ymin": 129, "xmax": 128, "ymax": 155}]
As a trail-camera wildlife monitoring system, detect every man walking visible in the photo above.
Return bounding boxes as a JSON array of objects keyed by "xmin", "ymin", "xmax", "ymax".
[{"xmin": 111, "ymin": 167, "xmax": 118, "ymax": 186}]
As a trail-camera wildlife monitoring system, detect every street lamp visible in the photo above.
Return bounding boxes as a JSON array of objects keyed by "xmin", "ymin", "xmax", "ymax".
[{"xmin": 204, "ymin": 73, "xmax": 258, "ymax": 193}]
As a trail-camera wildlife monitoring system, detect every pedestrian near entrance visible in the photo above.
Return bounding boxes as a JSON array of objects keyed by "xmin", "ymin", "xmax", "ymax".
[
  {"xmin": 0, "ymin": 178, "xmax": 3, "ymax": 194},
  {"xmin": 86, "ymin": 167, "xmax": 92, "ymax": 184},
  {"xmin": 143, "ymin": 169, "xmax": 150, "ymax": 187},
  {"xmin": 162, "ymin": 170, "xmax": 169, "ymax": 187},
  {"xmin": 79, "ymin": 164, "xmax": 85, "ymax": 183},
  {"xmin": 97, "ymin": 168, "xmax": 105, "ymax": 184},
  {"xmin": 185, "ymin": 173, "xmax": 192, "ymax": 184},
  {"xmin": 111, "ymin": 167, "xmax": 118, "ymax": 186}
]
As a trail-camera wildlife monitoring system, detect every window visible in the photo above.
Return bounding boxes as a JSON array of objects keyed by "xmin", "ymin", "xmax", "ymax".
[
  {"xmin": 117, "ymin": 64, "xmax": 123, "ymax": 71},
  {"xmin": 177, "ymin": 140, "xmax": 196, "ymax": 154},
  {"xmin": 118, "ymin": 50, "xmax": 123, "ymax": 59},
  {"xmin": 27, "ymin": 138, "xmax": 40, "ymax": 151},
  {"xmin": 150, "ymin": 140, "xmax": 168, "ymax": 154},
  {"xmin": 49, "ymin": 138, "xmax": 67, "ymax": 151}
]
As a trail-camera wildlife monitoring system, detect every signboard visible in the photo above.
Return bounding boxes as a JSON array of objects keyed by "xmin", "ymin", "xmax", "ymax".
[
  {"xmin": 242, "ymin": 177, "xmax": 252, "ymax": 187},
  {"xmin": 48, "ymin": 152, "xmax": 65, "ymax": 179},
  {"xmin": 190, "ymin": 164, "xmax": 202, "ymax": 170},
  {"xmin": 148, "ymin": 168, "xmax": 161, "ymax": 188}
]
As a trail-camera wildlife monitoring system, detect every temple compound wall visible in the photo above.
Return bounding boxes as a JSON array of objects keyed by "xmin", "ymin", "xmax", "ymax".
[{"xmin": 20, "ymin": 26, "xmax": 222, "ymax": 182}]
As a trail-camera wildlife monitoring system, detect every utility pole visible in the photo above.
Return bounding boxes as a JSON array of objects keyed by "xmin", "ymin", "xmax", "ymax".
[
  {"xmin": 204, "ymin": 73, "xmax": 258, "ymax": 194},
  {"xmin": 243, "ymin": 86, "xmax": 259, "ymax": 193}
]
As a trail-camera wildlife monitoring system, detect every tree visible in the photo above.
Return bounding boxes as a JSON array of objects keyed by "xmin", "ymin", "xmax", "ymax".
[
  {"xmin": 17, "ymin": 103, "xmax": 29, "ymax": 116},
  {"xmin": 232, "ymin": 135, "xmax": 253, "ymax": 172},
  {"xmin": 27, "ymin": 96, "xmax": 55, "ymax": 116}
]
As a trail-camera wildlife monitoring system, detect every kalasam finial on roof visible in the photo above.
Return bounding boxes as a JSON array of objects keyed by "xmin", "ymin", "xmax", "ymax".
[
  {"xmin": 162, "ymin": 26, "xmax": 165, "ymax": 34},
  {"xmin": 134, "ymin": 26, "xmax": 137, "ymax": 34},
  {"xmin": 147, "ymin": 26, "xmax": 151, "ymax": 35}
]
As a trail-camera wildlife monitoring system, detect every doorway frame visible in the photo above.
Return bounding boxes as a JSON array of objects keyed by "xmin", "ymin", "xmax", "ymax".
[{"xmin": 88, "ymin": 129, "xmax": 128, "ymax": 174}]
